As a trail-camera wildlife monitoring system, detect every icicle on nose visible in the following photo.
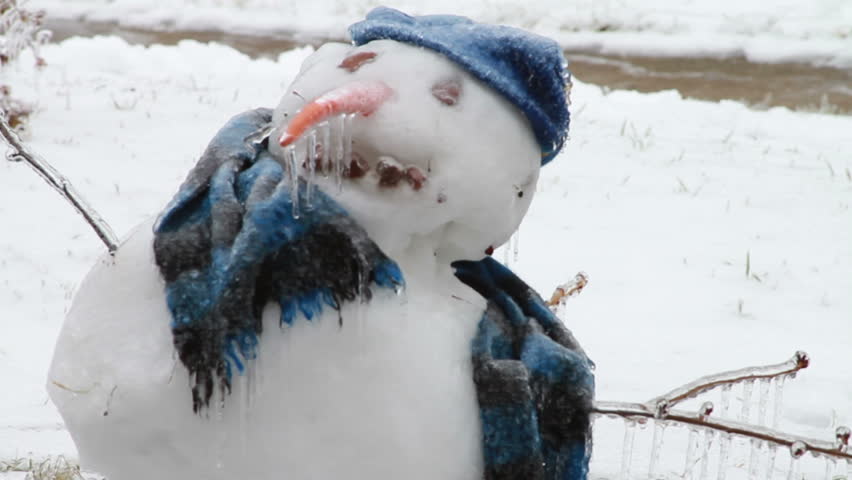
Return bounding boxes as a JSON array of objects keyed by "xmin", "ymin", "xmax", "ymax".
[{"xmin": 278, "ymin": 80, "xmax": 394, "ymax": 217}]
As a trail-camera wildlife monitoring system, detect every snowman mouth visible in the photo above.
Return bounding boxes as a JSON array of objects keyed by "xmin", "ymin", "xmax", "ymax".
[
  {"xmin": 290, "ymin": 125, "xmax": 428, "ymax": 191},
  {"xmin": 277, "ymin": 81, "xmax": 428, "ymax": 192}
]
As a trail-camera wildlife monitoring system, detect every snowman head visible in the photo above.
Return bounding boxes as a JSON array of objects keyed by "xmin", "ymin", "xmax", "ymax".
[{"xmin": 270, "ymin": 8, "xmax": 570, "ymax": 262}]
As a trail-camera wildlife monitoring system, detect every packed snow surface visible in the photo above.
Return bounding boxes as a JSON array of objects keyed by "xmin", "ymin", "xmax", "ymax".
[
  {"xmin": 1, "ymin": 35, "xmax": 851, "ymax": 478},
  {"xmin": 48, "ymin": 219, "xmax": 486, "ymax": 480},
  {"xmin": 31, "ymin": 0, "xmax": 852, "ymax": 68}
]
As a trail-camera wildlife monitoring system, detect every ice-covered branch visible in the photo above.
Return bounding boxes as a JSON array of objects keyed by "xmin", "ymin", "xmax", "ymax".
[
  {"xmin": 0, "ymin": 0, "xmax": 51, "ymax": 67},
  {"xmin": 648, "ymin": 350, "xmax": 809, "ymax": 416},
  {"xmin": 546, "ymin": 271, "xmax": 589, "ymax": 306},
  {"xmin": 1, "ymin": 0, "xmax": 51, "ymax": 129},
  {"xmin": 593, "ymin": 401, "xmax": 851, "ymax": 461},
  {"xmin": 0, "ymin": 113, "xmax": 119, "ymax": 253},
  {"xmin": 590, "ymin": 351, "xmax": 851, "ymax": 462}
]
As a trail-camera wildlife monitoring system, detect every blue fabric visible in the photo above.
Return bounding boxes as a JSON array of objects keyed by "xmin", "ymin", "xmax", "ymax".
[
  {"xmin": 349, "ymin": 7, "xmax": 571, "ymax": 164},
  {"xmin": 153, "ymin": 108, "xmax": 404, "ymax": 412},
  {"xmin": 454, "ymin": 257, "xmax": 595, "ymax": 479}
]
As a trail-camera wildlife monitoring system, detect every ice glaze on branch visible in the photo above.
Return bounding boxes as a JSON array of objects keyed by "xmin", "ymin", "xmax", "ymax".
[
  {"xmin": 546, "ymin": 280, "xmax": 847, "ymax": 461},
  {"xmin": 0, "ymin": 113, "xmax": 118, "ymax": 253},
  {"xmin": 649, "ymin": 350, "xmax": 810, "ymax": 416},
  {"xmin": 546, "ymin": 272, "xmax": 589, "ymax": 306},
  {"xmin": 593, "ymin": 401, "xmax": 851, "ymax": 461},
  {"xmin": 589, "ymin": 352, "xmax": 850, "ymax": 461}
]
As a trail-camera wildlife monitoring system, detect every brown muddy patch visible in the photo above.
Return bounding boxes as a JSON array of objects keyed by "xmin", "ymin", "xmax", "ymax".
[
  {"xmin": 48, "ymin": 18, "xmax": 852, "ymax": 114},
  {"xmin": 568, "ymin": 53, "xmax": 852, "ymax": 114}
]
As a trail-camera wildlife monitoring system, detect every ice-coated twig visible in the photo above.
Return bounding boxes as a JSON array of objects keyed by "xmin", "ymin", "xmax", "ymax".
[
  {"xmin": 590, "ymin": 351, "xmax": 851, "ymax": 461},
  {"xmin": 546, "ymin": 271, "xmax": 589, "ymax": 306},
  {"xmin": 0, "ymin": 113, "xmax": 119, "ymax": 253},
  {"xmin": 592, "ymin": 401, "xmax": 852, "ymax": 461},
  {"xmin": 648, "ymin": 351, "xmax": 809, "ymax": 416}
]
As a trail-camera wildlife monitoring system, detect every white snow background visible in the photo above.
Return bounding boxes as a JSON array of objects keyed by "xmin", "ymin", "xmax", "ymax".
[{"xmin": 2, "ymin": 2, "xmax": 852, "ymax": 478}]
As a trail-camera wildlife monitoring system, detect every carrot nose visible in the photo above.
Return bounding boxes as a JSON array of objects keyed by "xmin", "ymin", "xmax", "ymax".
[{"xmin": 279, "ymin": 80, "xmax": 394, "ymax": 147}]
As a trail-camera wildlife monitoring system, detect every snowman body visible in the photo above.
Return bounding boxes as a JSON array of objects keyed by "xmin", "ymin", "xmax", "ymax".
[
  {"xmin": 49, "ymin": 219, "xmax": 487, "ymax": 480},
  {"xmin": 48, "ymin": 37, "xmax": 543, "ymax": 480}
]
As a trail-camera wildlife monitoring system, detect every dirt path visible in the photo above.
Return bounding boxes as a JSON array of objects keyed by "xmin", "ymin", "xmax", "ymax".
[{"xmin": 47, "ymin": 19, "xmax": 852, "ymax": 114}]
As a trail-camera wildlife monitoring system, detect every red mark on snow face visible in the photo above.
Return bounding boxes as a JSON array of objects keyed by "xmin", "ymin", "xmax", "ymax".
[
  {"xmin": 376, "ymin": 159, "xmax": 403, "ymax": 187},
  {"xmin": 344, "ymin": 152, "xmax": 369, "ymax": 179},
  {"xmin": 339, "ymin": 51, "xmax": 377, "ymax": 72},
  {"xmin": 485, "ymin": 246, "xmax": 495, "ymax": 255},
  {"xmin": 404, "ymin": 166, "xmax": 426, "ymax": 191},
  {"xmin": 431, "ymin": 78, "xmax": 462, "ymax": 106},
  {"xmin": 279, "ymin": 80, "xmax": 393, "ymax": 147}
]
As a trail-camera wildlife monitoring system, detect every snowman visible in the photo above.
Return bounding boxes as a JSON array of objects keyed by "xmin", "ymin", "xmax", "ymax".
[{"xmin": 47, "ymin": 8, "xmax": 594, "ymax": 480}]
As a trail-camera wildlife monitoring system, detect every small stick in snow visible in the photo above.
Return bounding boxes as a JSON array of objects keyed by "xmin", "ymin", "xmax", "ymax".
[{"xmin": 0, "ymin": 113, "xmax": 118, "ymax": 253}]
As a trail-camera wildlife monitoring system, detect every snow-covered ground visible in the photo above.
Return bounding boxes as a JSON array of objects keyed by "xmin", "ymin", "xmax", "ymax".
[
  {"xmin": 30, "ymin": 0, "xmax": 852, "ymax": 68},
  {"xmin": 1, "ymin": 27, "xmax": 850, "ymax": 480}
]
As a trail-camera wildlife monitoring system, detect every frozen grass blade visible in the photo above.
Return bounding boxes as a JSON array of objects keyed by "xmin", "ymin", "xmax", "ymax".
[{"xmin": 0, "ymin": 455, "xmax": 90, "ymax": 480}]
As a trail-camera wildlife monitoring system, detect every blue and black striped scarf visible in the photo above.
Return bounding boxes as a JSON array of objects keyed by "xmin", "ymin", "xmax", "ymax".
[{"xmin": 153, "ymin": 109, "xmax": 594, "ymax": 478}]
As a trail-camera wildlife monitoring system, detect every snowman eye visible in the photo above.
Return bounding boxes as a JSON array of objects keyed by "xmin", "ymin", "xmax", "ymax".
[
  {"xmin": 431, "ymin": 78, "xmax": 462, "ymax": 106},
  {"xmin": 339, "ymin": 51, "xmax": 378, "ymax": 72}
]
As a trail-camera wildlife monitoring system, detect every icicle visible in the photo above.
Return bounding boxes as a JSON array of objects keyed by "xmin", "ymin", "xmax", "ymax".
[
  {"xmin": 748, "ymin": 439, "xmax": 761, "ymax": 479},
  {"xmin": 502, "ymin": 238, "xmax": 511, "ymax": 266},
  {"xmin": 648, "ymin": 420, "xmax": 666, "ymax": 479},
  {"xmin": 785, "ymin": 456, "xmax": 798, "ymax": 480},
  {"xmin": 823, "ymin": 455, "xmax": 837, "ymax": 480},
  {"xmin": 513, "ymin": 227, "xmax": 520, "ymax": 262},
  {"xmin": 757, "ymin": 378, "xmax": 770, "ymax": 427},
  {"xmin": 764, "ymin": 444, "xmax": 777, "ymax": 480},
  {"xmin": 320, "ymin": 121, "xmax": 331, "ymax": 177},
  {"xmin": 717, "ymin": 433, "xmax": 732, "ymax": 480},
  {"xmin": 286, "ymin": 146, "xmax": 300, "ymax": 219},
  {"xmin": 772, "ymin": 376, "xmax": 785, "ymax": 429},
  {"xmin": 741, "ymin": 379, "xmax": 754, "ymax": 423},
  {"xmin": 720, "ymin": 384, "xmax": 733, "ymax": 419},
  {"xmin": 214, "ymin": 390, "xmax": 227, "ymax": 471},
  {"xmin": 253, "ymin": 345, "xmax": 263, "ymax": 399},
  {"xmin": 499, "ymin": 229, "xmax": 521, "ymax": 266},
  {"xmin": 355, "ymin": 296, "xmax": 367, "ymax": 340},
  {"xmin": 239, "ymin": 372, "xmax": 251, "ymax": 456},
  {"xmin": 684, "ymin": 427, "xmax": 700, "ymax": 480},
  {"xmin": 619, "ymin": 420, "xmax": 637, "ymax": 480},
  {"xmin": 343, "ymin": 113, "xmax": 354, "ymax": 175},
  {"xmin": 334, "ymin": 114, "xmax": 345, "ymax": 191},
  {"xmin": 305, "ymin": 130, "xmax": 317, "ymax": 207},
  {"xmin": 699, "ymin": 429, "xmax": 714, "ymax": 480},
  {"xmin": 786, "ymin": 441, "xmax": 806, "ymax": 480}
]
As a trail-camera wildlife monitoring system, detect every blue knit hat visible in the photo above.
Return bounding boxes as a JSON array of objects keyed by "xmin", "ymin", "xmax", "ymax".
[{"xmin": 349, "ymin": 7, "xmax": 571, "ymax": 165}]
